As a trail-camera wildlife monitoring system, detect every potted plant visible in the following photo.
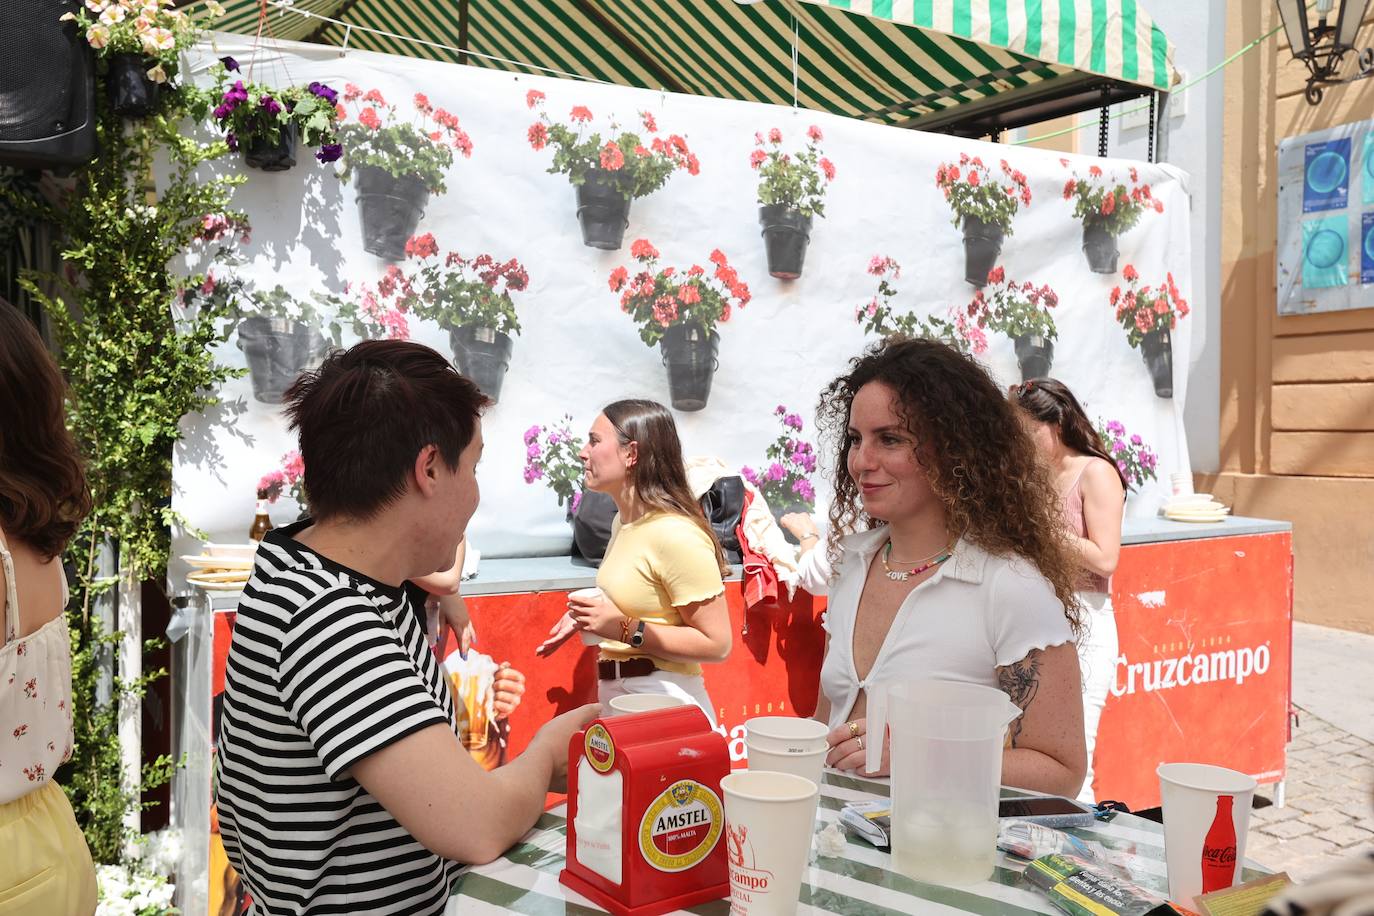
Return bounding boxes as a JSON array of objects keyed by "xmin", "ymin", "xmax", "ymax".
[
  {"xmin": 1111, "ymin": 264, "xmax": 1189, "ymax": 398},
  {"xmin": 336, "ymin": 86, "xmax": 473, "ymax": 260},
  {"xmin": 257, "ymin": 449, "xmax": 308, "ymax": 518},
  {"xmin": 741, "ymin": 405, "xmax": 818, "ymax": 542},
  {"xmin": 522, "ymin": 417, "xmax": 586, "ymax": 516},
  {"xmin": 1094, "ymin": 419, "xmax": 1158, "ymax": 491},
  {"xmin": 206, "ymin": 266, "xmax": 338, "ymax": 404},
  {"xmin": 527, "ymin": 91, "xmax": 699, "ymax": 250},
  {"xmin": 750, "ymin": 125, "xmax": 836, "ymax": 279},
  {"xmin": 966, "ymin": 267, "xmax": 1060, "ymax": 380},
  {"xmin": 935, "ymin": 155, "xmax": 1031, "ymax": 287},
  {"xmin": 64, "ymin": 0, "xmax": 219, "ymax": 117},
  {"xmin": 609, "ymin": 239, "xmax": 750, "ymax": 411},
  {"xmin": 204, "ymin": 57, "xmax": 343, "ymax": 171},
  {"xmin": 1062, "ymin": 162, "xmax": 1165, "ymax": 273},
  {"xmin": 397, "ymin": 232, "xmax": 530, "ymax": 403},
  {"xmin": 856, "ymin": 255, "xmax": 986, "ymax": 354}
]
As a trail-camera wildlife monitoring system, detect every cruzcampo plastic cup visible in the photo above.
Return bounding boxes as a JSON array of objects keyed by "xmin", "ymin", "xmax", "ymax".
[
  {"xmin": 568, "ymin": 587, "xmax": 604, "ymax": 645},
  {"xmin": 721, "ymin": 771, "xmax": 818, "ymax": 916},
  {"xmin": 744, "ymin": 717, "xmax": 828, "ymax": 791},
  {"xmin": 1157, "ymin": 763, "xmax": 1257, "ymax": 907},
  {"xmin": 607, "ymin": 693, "xmax": 685, "ymax": 715}
]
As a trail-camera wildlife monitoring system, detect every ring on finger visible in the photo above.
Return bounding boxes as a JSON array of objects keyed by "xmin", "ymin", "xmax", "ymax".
[
  {"xmin": 847, "ymin": 721, "xmax": 860, "ymax": 738},
  {"xmin": 856, "ymin": 735, "xmax": 864, "ymax": 751}
]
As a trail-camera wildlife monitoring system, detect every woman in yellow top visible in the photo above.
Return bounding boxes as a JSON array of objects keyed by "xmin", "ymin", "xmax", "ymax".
[{"xmin": 538, "ymin": 399, "xmax": 731, "ymax": 724}]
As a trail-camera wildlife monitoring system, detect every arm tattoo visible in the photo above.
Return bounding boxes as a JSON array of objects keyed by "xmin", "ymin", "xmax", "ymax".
[{"xmin": 997, "ymin": 650, "xmax": 1042, "ymax": 748}]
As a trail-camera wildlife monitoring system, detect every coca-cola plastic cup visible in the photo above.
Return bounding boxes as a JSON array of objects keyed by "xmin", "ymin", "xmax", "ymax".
[
  {"xmin": 1157, "ymin": 763, "xmax": 1257, "ymax": 907},
  {"xmin": 568, "ymin": 587, "xmax": 605, "ymax": 645}
]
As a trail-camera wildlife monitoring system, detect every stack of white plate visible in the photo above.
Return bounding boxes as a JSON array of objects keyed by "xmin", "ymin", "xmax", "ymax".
[
  {"xmin": 181, "ymin": 543, "xmax": 257, "ymax": 590},
  {"xmin": 1161, "ymin": 493, "xmax": 1230, "ymax": 523}
]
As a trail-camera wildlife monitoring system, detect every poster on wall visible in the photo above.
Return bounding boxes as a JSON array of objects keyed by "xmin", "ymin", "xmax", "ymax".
[
  {"xmin": 1278, "ymin": 120, "xmax": 1374, "ymax": 314},
  {"xmin": 170, "ymin": 33, "xmax": 1197, "ymax": 569}
]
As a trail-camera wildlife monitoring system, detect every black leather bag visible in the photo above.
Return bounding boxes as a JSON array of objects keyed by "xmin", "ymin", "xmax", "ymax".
[{"xmin": 570, "ymin": 477, "xmax": 747, "ymax": 567}]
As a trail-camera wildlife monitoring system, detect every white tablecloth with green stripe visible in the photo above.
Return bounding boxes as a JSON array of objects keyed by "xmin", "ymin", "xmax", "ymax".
[{"xmin": 447, "ymin": 771, "xmax": 1266, "ymax": 914}]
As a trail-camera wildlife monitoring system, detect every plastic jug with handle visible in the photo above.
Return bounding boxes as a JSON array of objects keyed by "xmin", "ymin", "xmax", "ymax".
[{"xmin": 865, "ymin": 679, "xmax": 1021, "ymax": 886}]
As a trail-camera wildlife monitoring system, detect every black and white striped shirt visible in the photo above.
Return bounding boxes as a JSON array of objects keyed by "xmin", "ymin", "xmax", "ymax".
[{"xmin": 215, "ymin": 521, "xmax": 458, "ymax": 915}]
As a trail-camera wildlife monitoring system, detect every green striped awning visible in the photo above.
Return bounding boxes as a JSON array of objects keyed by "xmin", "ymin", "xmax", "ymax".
[{"xmin": 198, "ymin": 0, "xmax": 1177, "ymax": 135}]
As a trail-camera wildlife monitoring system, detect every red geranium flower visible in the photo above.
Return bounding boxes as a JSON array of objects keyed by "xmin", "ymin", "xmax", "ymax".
[{"xmin": 570, "ymin": 105, "xmax": 593, "ymax": 123}]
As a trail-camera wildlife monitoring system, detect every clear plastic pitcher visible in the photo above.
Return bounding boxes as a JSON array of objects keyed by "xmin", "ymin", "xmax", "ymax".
[{"xmin": 866, "ymin": 679, "xmax": 1021, "ymax": 886}]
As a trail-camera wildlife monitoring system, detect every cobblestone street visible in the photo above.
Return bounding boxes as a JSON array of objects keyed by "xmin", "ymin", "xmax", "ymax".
[{"xmin": 1246, "ymin": 623, "xmax": 1374, "ymax": 883}]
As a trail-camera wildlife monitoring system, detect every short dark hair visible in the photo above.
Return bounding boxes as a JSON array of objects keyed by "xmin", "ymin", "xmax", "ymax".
[
  {"xmin": 0, "ymin": 299, "xmax": 91, "ymax": 559},
  {"xmin": 283, "ymin": 340, "xmax": 488, "ymax": 522}
]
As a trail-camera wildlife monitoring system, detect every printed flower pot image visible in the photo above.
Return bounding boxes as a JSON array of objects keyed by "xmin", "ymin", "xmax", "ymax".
[
  {"xmin": 243, "ymin": 122, "xmax": 298, "ymax": 172},
  {"xmin": 961, "ymin": 215, "xmax": 1004, "ymax": 287},
  {"xmin": 658, "ymin": 324, "xmax": 719, "ymax": 412},
  {"xmin": 107, "ymin": 54, "xmax": 159, "ymax": 118},
  {"xmin": 758, "ymin": 205, "xmax": 812, "ymax": 280},
  {"xmin": 769, "ymin": 502, "xmax": 811, "ymax": 545},
  {"xmin": 236, "ymin": 317, "xmax": 327, "ymax": 403},
  {"xmin": 449, "ymin": 325, "xmax": 514, "ymax": 404},
  {"xmin": 1013, "ymin": 334, "xmax": 1055, "ymax": 382},
  {"xmin": 1082, "ymin": 222, "xmax": 1120, "ymax": 274},
  {"xmin": 575, "ymin": 168, "xmax": 631, "ymax": 250},
  {"xmin": 1140, "ymin": 328, "xmax": 1174, "ymax": 398},
  {"xmin": 355, "ymin": 164, "xmax": 430, "ymax": 261}
]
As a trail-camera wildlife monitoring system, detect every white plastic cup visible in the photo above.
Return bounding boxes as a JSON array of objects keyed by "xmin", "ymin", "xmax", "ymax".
[
  {"xmin": 1171, "ymin": 471, "xmax": 1194, "ymax": 496},
  {"xmin": 1157, "ymin": 763, "xmax": 1257, "ymax": 907},
  {"xmin": 607, "ymin": 693, "xmax": 685, "ymax": 715},
  {"xmin": 721, "ymin": 771, "xmax": 818, "ymax": 916},
  {"xmin": 568, "ymin": 587, "xmax": 604, "ymax": 645},
  {"xmin": 744, "ymin": 717, "xmax": 829, "ymax": 791}
]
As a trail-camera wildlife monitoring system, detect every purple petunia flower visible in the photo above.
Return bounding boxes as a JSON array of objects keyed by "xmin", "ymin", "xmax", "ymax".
[
  {"xmin": 316, "ymin": 143, "xmax": 343, "ymax": 163},
  {"xmin": 224, "ymin": 80, "xmax": 249, "ymax": 104},
  {"xmin": 774, "ymin": 405, "xmax": 786, "ymax": 416},
  {"xmin": 740, "ymin": 465, "xmax": 759, "ymax": 487},
  {"xmin": 766, "ymin": 462, "xmax": 786, "ymax": 482},
  {"xmin": 523, "ymin": 466, "xmax": 542, "ymax": 483},
  {"xmin": 791, "ymin": 479, "xmax": 816, "ymax": 503},
  {"xmin": 212, "ymin": 103, "xmax": 231, "ymax": 120},
  {"xmin": 1106, "ymin": 420, "xmax": 1125, "ymax": 437},
  {"xmin": 526, "ymin": 442, "xmax": 541, "ymax": 459},
  {"xmin": 524, "ymin": 425, "xmax": 541, "ymax": 445},
  {"xmin": 226, "ymin": 132, "xmax": 238, "ymax": 151},
  {"xmin": 259, "ymin": 95, "xmax": 283, "ymax": 116},
  {"xmin": 784, "ymin": 413, "xmax": 804, "ymax": 431},
  {"xmin": 1130, "ymin": 434, "xmax": 1143, "ymax": 446},
  {"xmin": 307, "ymin": 81, "xmax": 339, "ymax": 104},
  {"xmin": 219, "ymin": 56, "xmax": 239, "ymax": 72}
]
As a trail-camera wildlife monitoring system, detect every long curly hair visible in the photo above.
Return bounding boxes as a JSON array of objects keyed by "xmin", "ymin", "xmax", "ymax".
[
  {"xmin": 817, "ymin": 337, "xmax": 1081, "ymax": 633},
  {"xmin": 0, "ymin": 300, "xmax": 91, "ymax": 560}
]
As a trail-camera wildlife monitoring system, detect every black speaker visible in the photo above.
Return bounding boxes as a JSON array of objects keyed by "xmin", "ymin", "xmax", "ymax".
[{"xmin": 0, "ymin": 0, "xmax": 96, "ymax": 170}]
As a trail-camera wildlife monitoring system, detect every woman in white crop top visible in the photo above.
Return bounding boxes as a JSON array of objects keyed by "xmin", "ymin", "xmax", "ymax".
[
  {"xmin": 813, "ymin": 337, "xmax": 1088, "ymax": 798},
  {"xmin": 0, "ymin": 301, "xmax": 97, "ymax": 914}
]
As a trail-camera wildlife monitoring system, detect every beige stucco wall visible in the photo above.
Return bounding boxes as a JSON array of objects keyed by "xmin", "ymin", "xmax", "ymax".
[{"xmin": 1216, "ymin": 2, "xmax": 1374, "ymax": 631}]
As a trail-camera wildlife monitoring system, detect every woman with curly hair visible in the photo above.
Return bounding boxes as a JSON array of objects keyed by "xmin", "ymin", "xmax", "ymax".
[
  {"xmin": 816, "ymin": 337, "xmax": 1087, "ymax": 797},
  {"xmin": 0, "ymin": 300, "xmax": 98, "ymax": 914},
  {"xmin": 1011, "ymin": 378, "xmax": 1126, "ymax": 802}
]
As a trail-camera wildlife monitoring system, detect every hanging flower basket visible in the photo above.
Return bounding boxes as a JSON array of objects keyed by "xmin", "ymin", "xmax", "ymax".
[
  {"xmin": 741, "ymin": 405, "xmax": 818, "ymax": 544},
  {"xmin": 1140, "ymin": 328, "xmax": 1173, "ymax": 398},
  {"xmin": 450, "ymin": 325, "xmax": 515, "ymax": 403},
  {"xmin": 107, "ymin": 53, "xmax": 160, "ymax": 118},
  {"xmin": 243, "ymin": 121, "xmax": 298, "ymax": 172},
  {"xmin": 1013, "ymin": 334, "xmax": 1055, "ymax": 381},
  {"xmin": 236, "ymin": 316, "xmax": 327, "ymax": 403},
  {"xmin": 750, "ymin": 124, "xmax": 835, "ymax": 279},
  {"xmin": 526, "ymin": 93, "xmax": 698, "ymax": 251},
  {"xmin": 355, "ymin": 165, "xmax": 430, "ymax": 261},
  {"xmin": 936, "ymin": 155, "xmax": 1030, "ymax": 288},
  {"xmin": 575, "ymin": 167, "xmax": 631, "ymax": 250},
  {"xmin": 857, "ymin": 255, "xmax": 986, "ymax": 354},
  {"xmin": 659, "ymin": 324, "xmax": 720, "ymax": 412},
  {"xmin": 758, "ymin": 205, "xmax": 813, "ymax": 280},
  {"xmin": 961, "ymin": 216, "xmax": 1005, "ymax": 287},
  {"xmin": 1061, "ymin": 162, "xmax": 1164, "ymax": 273}
]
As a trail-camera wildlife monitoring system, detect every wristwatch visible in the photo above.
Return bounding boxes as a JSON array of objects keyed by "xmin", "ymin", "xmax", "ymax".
[{"xmin": 629, "ymin": 619, "xmax": 647, "ymax": 648}]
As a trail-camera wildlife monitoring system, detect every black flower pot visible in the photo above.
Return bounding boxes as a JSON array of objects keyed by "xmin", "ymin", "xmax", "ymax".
[
  {"xmin": 575, "ymin": 168, "xmax": 631, "ymax": 250},
  {"xmin": 1013, "ymin": 334, "xmax": 1055, "ymax": 382},
  {"xmin": 961, "ymin": 215, "xmax": 1004, "ymax": 287},
  {"xmin": 1140, "ymin": 328, "xmax": 1174, "ymax": 398},
  {"xmin": 355, "ymin": 164, "xmax": 430, "ymax": 262},
  {"xmin": 1082, "ymin": 222, "xmax": 1120, "ymax": 274},
  {"xmin": 107, "ymin": 54, "xmax": 159, "ymax": 118},
  {"xmin": 769, "ymin": 502, "xmax": 811, "ymax": 545},
  {"xmin": 658, "ymin": 324, "xmax": 719, "ymax": 412},
  {"xmin": 236, "ymin": 317, "xmax": 327, "ymax": 403},
  {"xmin": 243, "ymin": 122, "xmax": 298, "ymax": 172},
  {"xmin": 449, "ymin": 325, "xmax": 514, "ymax": 404},
  {"xmin": 758, "ymin": 205, "xmax": 812, "ymax": 280}
]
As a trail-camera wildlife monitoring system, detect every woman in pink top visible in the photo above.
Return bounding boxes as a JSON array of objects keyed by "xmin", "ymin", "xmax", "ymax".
[
  {"xmin": 0, "ymin": 301, "xmax": 98, "ymax": 914},
  {"xmin": 1012, "ymin": 378, "xmax": 1126, "ymax": 804}
]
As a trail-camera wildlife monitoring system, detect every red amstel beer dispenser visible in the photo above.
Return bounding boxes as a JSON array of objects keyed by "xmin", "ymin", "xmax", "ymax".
[{"xmin": 560, "ymin": 705, "xmax": 730, "ymax": 915}]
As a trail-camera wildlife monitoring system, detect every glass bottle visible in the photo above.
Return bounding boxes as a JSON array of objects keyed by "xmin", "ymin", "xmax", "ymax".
[{"xmin": 248, "ymin": 499, "xmax": 274, "ymax": 542}]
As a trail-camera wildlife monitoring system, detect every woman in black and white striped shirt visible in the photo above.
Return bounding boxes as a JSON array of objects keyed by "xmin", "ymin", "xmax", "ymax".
[{"xmin": 215, "ymin": 340, "xmax": 599, "ymax": 915}]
